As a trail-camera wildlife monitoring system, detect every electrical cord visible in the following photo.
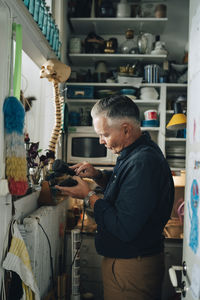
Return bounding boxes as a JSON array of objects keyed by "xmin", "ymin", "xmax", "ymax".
[{"xmin": 38, "ymin": 222, "xmax": 56, "ymax": 297}]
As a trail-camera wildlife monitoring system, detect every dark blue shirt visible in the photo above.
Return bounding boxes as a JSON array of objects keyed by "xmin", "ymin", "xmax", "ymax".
[{"xmin": 94, "ymin": 132, "xmax": 174, "ymax": 258}]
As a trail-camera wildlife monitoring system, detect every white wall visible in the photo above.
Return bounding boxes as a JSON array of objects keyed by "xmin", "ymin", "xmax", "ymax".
[
  {"xmin": 162, "ymin": 0, "xmax": 189, "ymax": 63},
  {"xmin": 21, "ymin": 50, "xmax": 55, "ymax": 153}
]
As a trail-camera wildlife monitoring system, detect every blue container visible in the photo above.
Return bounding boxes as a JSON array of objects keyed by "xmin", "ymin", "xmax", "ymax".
[
  {"xmin": 141, "ymin": 120, "xmax": 159, "ymax": 127},
  {"xmin": 67, "ymin": 86, "xmax": 94, "ymax": 99},
  {"xmin": 120, "ymin": 88, "xmax": 136, "ymax": 95}
]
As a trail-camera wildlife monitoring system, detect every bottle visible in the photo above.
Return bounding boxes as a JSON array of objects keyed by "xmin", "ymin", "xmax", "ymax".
[
  {"xmin": 38, "ymin": 0, "xmax": 45, "ymax": 29},
  {"xmin": 42, "ymin": 5, "xmax": 49, "ymax": 36},
  {"xmin": 90, "ymin": 0, "xmax": 95, "ymax": 18},
  {"xmin": 24, "ymin": 0, "xmax": 30, "ymax": 8},
  {"xmin": 33, "ymin": 0, "xmax": 41, "ymax": 23},
  {"xmin": 57, "ymin": 41, "xmax": 62, "ymax": 59},
  {"xmin": 49, "ymin": 18, "xmax": 55, "ymax": 47},
  {"xmin": 29, "ymin": 0, "xmax": 35, "ymax": 15},
  {"xmin": 53, "ymin": 25, "xmax": 59, "ymax": 52},
  {"xmin": 46, "ymin": 12, "xmax": 52, "ymax": 41},
  {"xmin": 119, "ymin": 29, "xmax": 138, "ymax": 54}
]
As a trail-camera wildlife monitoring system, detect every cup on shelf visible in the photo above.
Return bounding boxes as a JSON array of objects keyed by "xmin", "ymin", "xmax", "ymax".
[
  {"xmin": 144, "ymin": 109, "xmax": 158, "ymax": 120},
  {"xmin": 69, "ymin": 38, "xmax": 82, "ymax": 54}
]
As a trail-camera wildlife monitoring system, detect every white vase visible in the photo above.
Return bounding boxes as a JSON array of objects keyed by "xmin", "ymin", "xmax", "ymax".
[{"xmin": 117, "ymin": 0, "xmax": 131, "ymax": 18}]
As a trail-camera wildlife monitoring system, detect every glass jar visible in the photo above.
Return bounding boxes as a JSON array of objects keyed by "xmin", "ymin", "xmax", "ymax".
[
  {"xmin": 24, "ymin": 0, "xmax": 30, "ymax": 8},
  {"xmin": 42, "ymin": 5, "xmax": 49, "ymax": 36},
  {"xmin": 29, "ymin": 0, "xmax": 35, "ymax": 15},
  {"xmin": 33, "ymin": 0, "xmax": 41, "ymax": 22},
  {"xmin": 53, "ymin": 25, "xmax": 59, "ymax": 52},
  {"xmin": 119, "ymin": 29, "xmax": 138, "ymax": 54},
  {"xmin": 57, "ymin": 41, "xmax": 62, "ymax": 59},
  {"xmin": 46, "ymin": 12, "xmax": 52, "ymax": 41},
  {"xmin": 49, "ymin": 18, "xmax": 55, "ymax": 47},
  {"xmin": 38, "ymin": 0, "xmax": 45, "ymax": 29}
]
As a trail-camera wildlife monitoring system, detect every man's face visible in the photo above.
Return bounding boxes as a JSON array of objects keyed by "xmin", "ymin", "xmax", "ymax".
[{"xmin": 93, "ymin": 115, "xmax": 127, "ymax": 154}]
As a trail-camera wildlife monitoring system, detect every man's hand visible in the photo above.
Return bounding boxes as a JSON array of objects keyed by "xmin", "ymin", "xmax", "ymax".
[
  {"xmin": 55, "ymin": 176, "xmax": 90, "ymax": 199},
  {"xmin": 70, "ymin": 162, "xmax": 100, "ymax": 179}
]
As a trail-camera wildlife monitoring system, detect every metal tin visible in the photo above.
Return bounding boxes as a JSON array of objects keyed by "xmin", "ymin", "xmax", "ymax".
[
  {"xmin": 144, "ymin": 64, "xmax": 153, "ymax": 83},
  {"xmin": 153, "ymin": 64, "xmax": 159, "ymax": 83},
  {"xmin": 144, "ymin": 64, "xmax": 159, "ymax": 83}
]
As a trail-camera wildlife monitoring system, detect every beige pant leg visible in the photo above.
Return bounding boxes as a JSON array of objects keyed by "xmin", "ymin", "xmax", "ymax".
[{"xmin": 102, "ymin": 253, "xmax": 165, "ymax": 300}]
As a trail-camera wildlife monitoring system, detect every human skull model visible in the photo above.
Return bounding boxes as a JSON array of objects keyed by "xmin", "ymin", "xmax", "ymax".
[{"xmin": 40, "ymin": 59, "xmax": 71, "ymax": 83}]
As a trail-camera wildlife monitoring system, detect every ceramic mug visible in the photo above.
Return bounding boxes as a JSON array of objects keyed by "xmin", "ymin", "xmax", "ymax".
[{"xmin": 144, "ymin": 109, "xmax": 158, "ymax": 120}]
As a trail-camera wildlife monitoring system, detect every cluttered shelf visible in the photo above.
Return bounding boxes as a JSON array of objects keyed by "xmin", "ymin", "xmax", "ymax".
[
  {"xmin": 69, "ymin": 17, "xmax": 168, "ymax": 35},
  {"xmin": 68, "ymin": 53, "xmax": 167, "ymax": 66}
]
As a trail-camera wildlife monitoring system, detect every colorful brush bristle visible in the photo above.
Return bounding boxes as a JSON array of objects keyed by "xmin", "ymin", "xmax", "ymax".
[{"xmin": 3, "ymin": 96, "xmax": 28, "ymax": 196}]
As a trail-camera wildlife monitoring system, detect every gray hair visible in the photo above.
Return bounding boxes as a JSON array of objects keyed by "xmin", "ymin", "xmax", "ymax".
[{"xmin": 91, "ymin": 95, "xmax": 141, "ymax": 128}]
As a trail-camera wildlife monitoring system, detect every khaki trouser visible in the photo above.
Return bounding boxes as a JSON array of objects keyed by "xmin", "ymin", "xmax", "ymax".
[{"xmin": 102, "ymin": 253, "xmax": 165, "ymax": 300}]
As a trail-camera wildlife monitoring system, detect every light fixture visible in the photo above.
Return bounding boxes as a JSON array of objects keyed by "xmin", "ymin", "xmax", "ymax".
[{"xmin": 166, "ymin": 96, "xmax": 187, "ymax": 130}]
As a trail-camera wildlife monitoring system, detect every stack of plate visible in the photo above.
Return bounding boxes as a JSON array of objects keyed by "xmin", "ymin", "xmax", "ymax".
[
  {"xmin": 167, "ymin": 158, "xmax": 185, "ymax": 169},
  {"xmin": 166, "ymin": 145, "xmax": 186, "ymax": 168},
  {"xmin": 166, "ymin": 145, "xmax": 186, "ymax": 158}
]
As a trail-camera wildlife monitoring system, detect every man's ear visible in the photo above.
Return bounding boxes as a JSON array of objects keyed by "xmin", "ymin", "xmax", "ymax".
[{"xmin": 121, "ymin": 123, "xmax": 132, "ymax": 136}]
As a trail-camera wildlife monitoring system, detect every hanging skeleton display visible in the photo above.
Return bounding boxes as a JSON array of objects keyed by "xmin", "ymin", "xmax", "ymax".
[{"xmin": 40, "ymin": 59, "xmax": 71, "ymax": 168}]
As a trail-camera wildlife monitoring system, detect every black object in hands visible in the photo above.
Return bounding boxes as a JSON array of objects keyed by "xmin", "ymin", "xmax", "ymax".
[
  {"xmin": 52, "ymin": 159, "xmax": 76, "ymax": 176},
  {"xmin": 52, "ymin": 159, "xmax": 78, "ymax": 187},
  {"xmin": 58, "ymin": 177, "xmax": 78, "ymax": 187}
]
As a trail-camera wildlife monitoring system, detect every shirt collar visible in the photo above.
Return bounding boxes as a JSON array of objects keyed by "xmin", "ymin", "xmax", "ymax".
[{"xmin": 117, "ymin": 131, "xmax": 151, "ymax": 161}]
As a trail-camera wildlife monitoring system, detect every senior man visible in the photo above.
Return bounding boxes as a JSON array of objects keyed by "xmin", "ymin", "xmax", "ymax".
[{"xmin": 56, "ymin": 95, "xmax": 174, "ymax": 300}]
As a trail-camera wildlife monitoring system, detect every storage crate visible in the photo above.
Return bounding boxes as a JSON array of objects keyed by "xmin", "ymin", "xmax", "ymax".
[{"xmin": 67, "ymin": 86, "xmax": 94, "ymax": 99}]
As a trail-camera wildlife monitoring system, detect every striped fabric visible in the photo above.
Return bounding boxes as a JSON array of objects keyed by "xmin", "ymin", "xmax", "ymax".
[{"xmin": 3, "ymin": 221, "xmax": 40, "ymax": 300}]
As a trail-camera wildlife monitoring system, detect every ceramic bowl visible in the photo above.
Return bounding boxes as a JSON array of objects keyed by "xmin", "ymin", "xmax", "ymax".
[
  {"xmin": 140, "ymin": 92, "xmax": 158, "ymax": 100},
  {"xmin": 171, "ymin": 63, "xmax": 188, "ymax": 73}
]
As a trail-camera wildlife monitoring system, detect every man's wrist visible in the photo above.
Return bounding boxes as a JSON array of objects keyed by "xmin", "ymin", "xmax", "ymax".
[{"xmin": 84, "ymin": 190, "xmax": 96, "ymax": 207}]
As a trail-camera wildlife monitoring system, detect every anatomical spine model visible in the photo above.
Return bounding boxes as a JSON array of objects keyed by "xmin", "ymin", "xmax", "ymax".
[{"xmin": 40, "ymin": 59, "xmax": 71, "ymax": 168}]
